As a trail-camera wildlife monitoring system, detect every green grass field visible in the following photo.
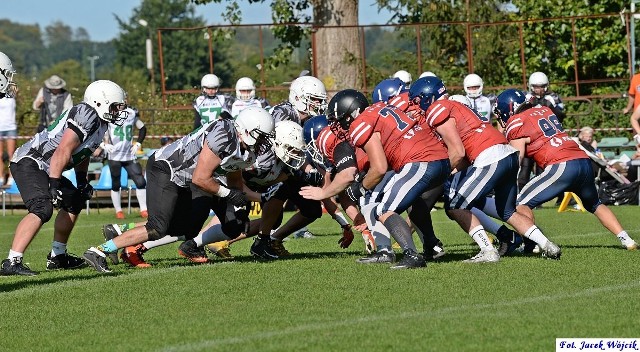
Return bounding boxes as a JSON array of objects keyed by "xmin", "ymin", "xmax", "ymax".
[{"xmin": 1, "ymin": 205, "xmax": 639, "ymax": 351}]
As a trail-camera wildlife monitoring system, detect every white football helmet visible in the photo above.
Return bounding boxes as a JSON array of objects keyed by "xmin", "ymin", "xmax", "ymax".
[
  {"xmin": 463, "ymin": 73, "xmax": 484, "ymax": 98},
  {"xmin": 419, "ymin": 71, "xmax": 436, "ymax": 78},
  {"xmin": 234, "ymin": 106, "xmax": 275, "ymax": 149},
  {"xmin": 289, "ymin": 76, "xmax": 328, "ymax": 116},
  {"xmin": 449, "ymin": 94, "xmax": 471, "ymax": 107},
  {"xmin": 528, "ymin": 72, "xmax": 549, "ymax": 94},
  {"xmin": 393, "ymin": 70, "xmax": 412, "ymax": 87},
  {"xmin": 273, "ymin": 120, "xmax": 306, "ymax": 169},
  {"xmin": 0, "ymin": 51, "xmax": 17, "ymax": 98},
  {"xmin": 235, "ymin": 77, "xmax": 256, "ymax": 102},
  {"xmin": 201, "ymin": 74, "xmax": 220, "ymax": 98},
  {"xmin": 83, "ymin": 80, "xmax": 127, "ymax": 125}
]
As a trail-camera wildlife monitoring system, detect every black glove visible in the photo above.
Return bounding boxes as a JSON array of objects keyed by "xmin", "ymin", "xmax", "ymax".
[
  {"xmin": 354, "ymin": 171, "xmax": 367, "ymax": 183},
  {"xmin": 78, "ymin": 183, "xmax": 94, "ymax": 202},
  {"xmin": 346, "ymin": 182, "xmax": 366, "ymax": 202},
  {"xmin": 226, "ymin": 188, "xmax": 248, "ymax": 207},
  {"xmin": 260, "ymin": 182, "xmax": 282, "ymax": 203},
  {"xmin": 295, "ymin": 168, "xmax": 323, "ymax": 186},
  {"xmin": 49, "ymin": 178, "xmax": 63, "ymax": 209}
]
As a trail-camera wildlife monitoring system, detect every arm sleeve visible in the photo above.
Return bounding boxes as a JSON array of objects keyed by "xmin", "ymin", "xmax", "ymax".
[
  {"xmin": 137, "ymin": 125, "xmax": 147, "ymax": 144},
  {"xmin": 333, "ymin": 141, "xmax": 358, "ymax": 173}
]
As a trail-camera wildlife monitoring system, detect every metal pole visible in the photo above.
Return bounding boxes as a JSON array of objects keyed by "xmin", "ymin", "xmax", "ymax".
[
  {"xmin": 87, "ymin": 56, "xmax": 99, "ymax": 82},
  {"xmin": 632, "ymin": 1, "xmax": 636, "ymax": 75}
]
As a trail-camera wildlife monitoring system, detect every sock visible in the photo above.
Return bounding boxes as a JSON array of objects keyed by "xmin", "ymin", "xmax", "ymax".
[
  {"xmin": 617, "ymin": 231, "xmax": 632, "ymax": 242},
  {"xmin": 111, "ymin": 190, "xmax": 122, "ymax": 212},
  {"xmin": 372, "ymin": 221, "xmax": 392, "ymax": 251},
  {"xmin": 469, "ymin": 225, "xmax": 493, "ymax": 250},
  {"xmin": 51, "ymin": 241, "xmax": 67, "ymax": 257},
  {"xmin": 523, "ymin": 225, "xmax": 548, "ymax": 248},
  {"xmin": 471, "ymin": 208, "xmax": 501, "ymax": 234},
  {"xmin": 136, "ymin": 189, "xmax": 147, "ymax": 211},
  {"xmin": 383, "ymin": 213, "xmax": 416, "ymax": 252},
  {"xmin": 97, "ymin": 239, "xmax": 118, "ymax": 253},
  {"xmin": 121, "ymin": 222, "xmax": 136, "ymax": 231},
  {"xmin": 477, "ymin": 197, "xmax": 499, "ymax": 218},
  {"xmin": 143, "ymin": 235, "xmax": 178, "ymax": 250},
  {"xmin": 194, "ymin": 224, "xmax": 231, "ymax": 246},
  {"xmin": 8, "ymin": 249, "xmax": 22, "ymax": 261}
]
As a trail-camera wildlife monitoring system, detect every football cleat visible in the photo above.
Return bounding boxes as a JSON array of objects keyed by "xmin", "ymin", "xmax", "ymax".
[
  {"xmin": 178, "ymin": 240, "xmax": 209, "ymax": 263},
  {"xmin": 46, "ymin": 252, "xmax": 87, "ymax": 270},
  {"xmin": 116, "ymin": 211, "xmax": 125, "ymax": 219},
  {"xmin": 463, "ymin": 248, "xmax": 500, "ymax": 263},
  {"xmin": 0, "ymin": 257, "xmax": 37, "ymax": 276},
  {"xmin": 620, "ymin": 238, "xmax": 638, "ymax": 251},
  {"xmin": 540, "ymin": 240, "xmax": 561, "ymax": 260},
  {"xmin": 390, "ymin": 249, "xmax": 426, "ymax": 269},
  {"xmin": 250, "ymin": 236, "xmax": 279, "ymax": 260},
  {"xmin": 83, "ymin": 248, "xmax": 112, "ymax": 273},
  {"xmin": 140, "ymin": 210, "xmax": 148, "ymax": 218},
  {"xmin": 270, "ymin": 239, "xmax": 290, "ymax": 256},
  {"xmin": 120, "ymin": 244, "xmax": 151, "ymax": 268},
  {"xmin": 498, "ymin": 233, "xmax": 523, "ymax": 257},
  {"xmin": 424, "ymin": 240, "xmax": 446, "ymax": 261},
  {"xmin": 356, "ymin": 251, "xmax": 396, "ymax": 264},
  {"xmin": 206, "ymin": 240, "xmax": 235, "ymax": 260}
]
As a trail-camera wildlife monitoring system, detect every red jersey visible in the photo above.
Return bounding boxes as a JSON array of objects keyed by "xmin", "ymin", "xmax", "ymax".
[
  {"xmin": 504, "ymin": 106, "xmax": 587, "ymax": 169},
  {"xmin": 422, "ymin": 100, "xmax": 506, "ymax": 163},
  {"xmin": 348, "ymin": 103, "xmax": 448, "ymax": 172},
  {"xmin": 316, "ymin": 126, "xmax": 369, "ymax": 172}
]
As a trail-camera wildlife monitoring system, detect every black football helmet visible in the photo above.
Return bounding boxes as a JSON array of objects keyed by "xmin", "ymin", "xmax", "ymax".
[{"xmin": 326, "ymin": 89, "xmax": 369, "ymax": 133}]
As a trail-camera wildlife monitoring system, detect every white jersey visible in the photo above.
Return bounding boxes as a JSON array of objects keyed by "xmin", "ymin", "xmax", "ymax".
[
  {"xmin": 467, "ymin": 95, "xmax": 494, "ymax": 123},
  {"xmin": 193, "ymin": 94, "xmax": 234, "ymax": 126},
  {"xmin": 154, "ymin": 119, "xmax": 255, "ymax": 188},
  {"xmin": 231, "ymin": 97, "xmax": 270, "ymax": 117},
  {"xmin": 107, "ymin": 107, "xmax": 143, "ymax": 161},
  {"xmin": 12, "ymin": 103, "xmax": 107, "ymax": 173}
]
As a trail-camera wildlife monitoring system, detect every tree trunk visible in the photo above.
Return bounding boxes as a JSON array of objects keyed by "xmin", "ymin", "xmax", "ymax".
[{"xmin": 312, "ymin": 0, "xmax": 361, "ymax": 92}]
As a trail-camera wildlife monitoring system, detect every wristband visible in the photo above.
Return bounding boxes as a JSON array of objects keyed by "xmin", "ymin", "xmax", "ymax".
[
  {"xmin": 333, "ymin": 211, "xmax": 349, "ymax": 227},
  {"xmin": 216, "ymin": 185, "xmax": 230, "ymax": 198},
  {"xmin": 49, "ymin": 177, "xmax": 61, "ymax": 188}
]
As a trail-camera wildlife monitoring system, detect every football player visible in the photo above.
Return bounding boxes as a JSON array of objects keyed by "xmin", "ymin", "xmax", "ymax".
[
  {"xmin": 0, "ymin": 51, "xmax": 17, "ymax": 99},
  {"xmin": 97, "ymin": 94, "xmax": 148, "ymax": 219},
  {"xmin": 328, "ymin": 89, "xmax": 451, "ymax": 269},
  {"xmin": 231, "ymin": 77, "xmax": 270, "ymax": 117},
  {"xmin": 2, "ymin": 80, "xmax": 126, "ymax": 276},
  {"xmin": 192, "ymin": 73, "xmax": 234, "ymax": 130},
  {"xmin": 83, "ymin": 107, "xmax": 274, "ymax": 272},
  {"xmin": 495, "ymin": 89, "xmax": 638, "ymax": 251}
]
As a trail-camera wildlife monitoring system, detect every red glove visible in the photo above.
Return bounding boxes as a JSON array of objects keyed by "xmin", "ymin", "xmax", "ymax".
[
  {"xmin": 361, "ymin": 229, "xmax": 376, "ymax": 254},
  {"xmin": 338, "ymin": 224, "xmax": 354, "ymax": 249}
]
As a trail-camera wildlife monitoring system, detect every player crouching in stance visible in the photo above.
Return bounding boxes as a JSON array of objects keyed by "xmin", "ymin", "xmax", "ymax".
[
  {"xmin": 83, "ymin": 107, "xmax": 275, "ymax": 272},
  {"xmin": 494, "ymin": 89, "xmax": 638, "ymax": 252}
]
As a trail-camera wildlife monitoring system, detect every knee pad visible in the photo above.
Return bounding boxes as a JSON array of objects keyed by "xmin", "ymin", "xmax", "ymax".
[
  {"xmin": 146, "ymin": 227, "xmax": 164, "ymax": 241},
  {"xmin": 26, "ymin": 197, "xmax": 54, "ymax": 223}
]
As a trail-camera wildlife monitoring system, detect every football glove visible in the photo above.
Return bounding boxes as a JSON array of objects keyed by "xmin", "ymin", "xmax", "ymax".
[
  {"xmin": 338, "ymin": 224, "xmax": 354, "ymax": 249},
  {"xmin": 48, "ymin": 178, "xmax": 63, "ymax": 209},
  {"xmin": 226, "ymin": 188, "xmax": 248, "ymax": 207},
  {"xmin": 361, "ymin": 229, "xmax": 376, "ymax": 254},
  {"xmin": 130, "ymin": 142, "xmax": 141, "ymax": 155},
  {"xmin": 78, "ymin": 183, "xmax": 94, "ymax": 202},
  {"xmin": 100, "ymin": 142, "xmax": 115, "ymax": 154},
  {"xmin": 346, "ymin": 182, "xmax": 366, "ymax": 202},
  {"xmin": 260, "ymin": 182, "xmax": 282, "ymax": 203}
]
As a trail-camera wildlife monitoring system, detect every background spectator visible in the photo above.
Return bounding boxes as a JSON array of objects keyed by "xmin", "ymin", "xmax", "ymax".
[
  {"xmin": 623, "ymin": 70, "xmax": 640, "ymax": 115},
  {"xmin": 32, "ymin": 75, "xmax": 73, "ymax": 132}
]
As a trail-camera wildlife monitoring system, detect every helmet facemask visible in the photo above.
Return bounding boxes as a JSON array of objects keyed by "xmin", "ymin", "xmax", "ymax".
[{"xmin": 0, "ymin": 67, "xmax": 17, "ymax": 98}]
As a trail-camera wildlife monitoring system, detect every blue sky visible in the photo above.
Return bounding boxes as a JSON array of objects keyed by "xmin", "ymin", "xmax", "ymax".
[{"xmin": 4, "ymin": 0, "xmax": 393, "ymax": 42}]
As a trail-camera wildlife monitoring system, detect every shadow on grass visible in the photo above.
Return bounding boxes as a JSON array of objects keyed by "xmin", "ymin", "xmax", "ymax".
[{"xmin": 0, "ymin": 269, "xmax": 120, "ymax": 293}]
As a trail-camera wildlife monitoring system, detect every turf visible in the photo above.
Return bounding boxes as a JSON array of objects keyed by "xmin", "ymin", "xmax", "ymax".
[{"xmin": 1, "ymin": 205, "xmax": 639, "ymax": 351}]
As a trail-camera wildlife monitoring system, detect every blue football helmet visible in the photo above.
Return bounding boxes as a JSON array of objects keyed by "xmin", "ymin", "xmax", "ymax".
[
  {"xmin": 371, "ymin": 78, "xmax": 406, "ymax": 104},
  {"xmin": 494, "ymin": 89, "xmax": 527, "ymax": 125},
  {"xmin": 408, "ymin": 76, "xmax": 448, "ymax": 112},
  {"xmin": 303, "ymin": 115, "xmax": 329, "ymax": 166}
]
